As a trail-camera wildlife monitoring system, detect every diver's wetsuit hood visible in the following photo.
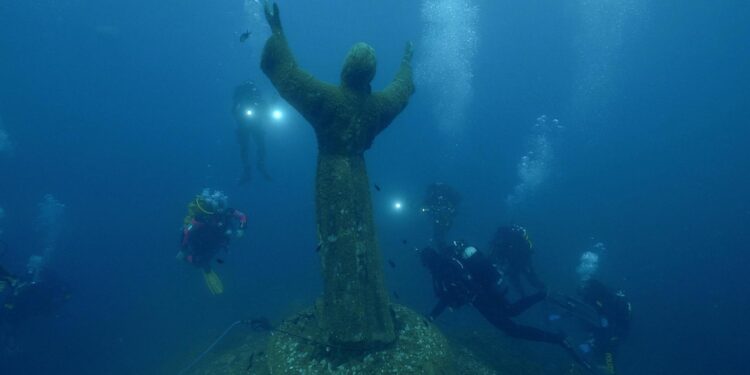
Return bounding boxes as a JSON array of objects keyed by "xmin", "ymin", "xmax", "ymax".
[{"xmin": 340, "ymin": 42, "xmax": 376, "ymax": 93}]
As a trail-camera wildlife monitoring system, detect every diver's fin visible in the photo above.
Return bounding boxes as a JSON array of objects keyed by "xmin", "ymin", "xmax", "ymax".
[
  {"xmin": 238, "ymin": 168, "xmax": 252, "ymax": 186},
  {"xmin": 203, "ymin": 270, "xmax": 224, "ymax": 295},
  {"xmin": 548, "ymin": 293, "xmax": 600, "ymax": 327},
  {"xmin": 257, "ymin": 163, "xmax": 273, "ymax": 182},
  {"xmin": 562, "ymin": 338, "xmax": 594, "ymax": 373}
]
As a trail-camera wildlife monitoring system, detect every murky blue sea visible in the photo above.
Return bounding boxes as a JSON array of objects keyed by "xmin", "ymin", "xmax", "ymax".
[{"xmin": 0, "ymin": 1, "xmax": 748, "ymax": 374}]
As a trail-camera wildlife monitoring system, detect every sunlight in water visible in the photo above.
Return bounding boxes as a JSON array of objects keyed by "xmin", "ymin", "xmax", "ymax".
[
  {"xmin": 418, "ymin": 0, "xmax": 479, "ymax": 135},
  {"xmin": 572, "ymin": 0, "xmax": 648, "ymax": 117},
  {"xmin": 506, "ymin": 115, "xmax": 563, "ymax": 210}
]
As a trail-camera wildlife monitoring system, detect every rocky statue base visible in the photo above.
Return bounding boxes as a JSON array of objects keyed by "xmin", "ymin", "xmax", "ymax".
[{"xmin": 266, "ymin": 304, "xmax": 453, "ymax": 374}]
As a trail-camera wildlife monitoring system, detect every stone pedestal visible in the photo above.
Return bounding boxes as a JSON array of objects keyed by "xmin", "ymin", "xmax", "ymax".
[{"xmin": 266, "ymin": 304, "xmax": 453, "ymax": 374}]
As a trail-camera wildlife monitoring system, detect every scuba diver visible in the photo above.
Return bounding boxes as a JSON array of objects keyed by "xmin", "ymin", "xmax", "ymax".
[
  {"xmin": 0, "ymin": 257, "xmax": 70, "ymax": 359},
  {"xmin": 1, "ymin": 257, "xmax": 71, "ymax": 325},
  {"xmin": 232, "ymin": 80, "xmax": 273, "ymax": 184},
  {"xmin": 420, "ymin": 183, "xmax": 461, "ymax": 248},
  {"xmin": 0, "ymin": 264, "xmax": 16, "ymax": 293},
  {"xmin": 419, "ymin": 242, "xmax": 590, "ymax": 368},
  {"xmin": 550, "ymin": 279, "xmax": 632, "ymax": 375},
  {"xmin": 178, "ymin": 189, "xmax": 247, "ymax": 295},
  {"xmin": 489, "ymin": 225, "xmax": 545, "ymax": 297}
]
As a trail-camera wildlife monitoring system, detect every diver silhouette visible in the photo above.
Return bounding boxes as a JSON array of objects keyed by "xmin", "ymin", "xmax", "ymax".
[{"xmin": 232, "ymin": 81, "xmax": 273, "ymax": 184}]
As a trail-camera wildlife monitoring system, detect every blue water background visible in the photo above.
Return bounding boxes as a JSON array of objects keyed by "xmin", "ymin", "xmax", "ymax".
[{"xmin": 0, "ymin": 1, "xmax": 748, "ymax": 374}]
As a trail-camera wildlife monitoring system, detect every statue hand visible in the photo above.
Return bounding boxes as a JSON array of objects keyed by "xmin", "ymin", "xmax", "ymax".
[
  {"xmin": 263, "ymin": 1, "xmax": 283, "ymax": 34},
  {"xmin": 403, "ymin": 41, "xmax": 414, "ymax": 63}
]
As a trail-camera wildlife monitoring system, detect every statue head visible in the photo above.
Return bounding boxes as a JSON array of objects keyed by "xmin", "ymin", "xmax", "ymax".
[{"xmin": 341, "ymin": 43, "xmax": 376, "ymax": 93}]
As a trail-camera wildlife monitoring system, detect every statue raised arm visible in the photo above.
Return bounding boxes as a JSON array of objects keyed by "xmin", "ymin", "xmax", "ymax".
[
  {"xmin": 372, "ymin": 42, "xmax": 415, "ymax": 136},
  {"xmin": 260, "ymin": 2, "xmax": 338, "ymax": 131}
]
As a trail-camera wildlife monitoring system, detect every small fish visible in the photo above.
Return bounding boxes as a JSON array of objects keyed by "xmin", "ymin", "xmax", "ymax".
[
  {"xmin": 401, "ymin": 239, "xmax": 408, "ymax": 245},
  {"xmin": 216, "ymin": 258, "xmax": 225, "ymax": 264},
  {"xmin": 374, "ymin": 184, "xmax": 381, "ymax": 192},
  {"xmin": 388, "ymin": 259, "xmax": 396, "ymax": 268},
  {"xmin": 240, "ymin": 30, "xmax": 251, "ymax": 43},
  {"xmin": 392, "ymin": 291, "xmax": 400, "ymax": 300},
  {"xmin": 315, "ymin": 242, "xmax": 322, "ymax": 252}
]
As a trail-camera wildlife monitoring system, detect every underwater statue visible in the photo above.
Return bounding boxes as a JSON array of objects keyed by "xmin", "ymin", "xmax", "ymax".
[{"xmin": 261, "ymin": 2, "xmax": 414, "ymax": 349}]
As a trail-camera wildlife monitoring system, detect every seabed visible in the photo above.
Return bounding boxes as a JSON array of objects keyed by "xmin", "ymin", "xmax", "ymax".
[{"xmin": 173, "ymin": 304, "xmax": 584, "ymax": 375}]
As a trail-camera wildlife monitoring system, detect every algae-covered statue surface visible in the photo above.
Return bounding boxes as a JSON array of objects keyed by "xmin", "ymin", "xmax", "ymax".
[{"xmin": 260, "ymin": 1, "xmax": 414, "ymax": 351}]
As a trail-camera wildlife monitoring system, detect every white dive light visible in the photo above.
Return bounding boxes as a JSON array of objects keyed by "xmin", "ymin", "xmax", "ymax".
[
  {"xmin": 245, "ymin": 109, "xmax": 254, "ymax": 117},
  {"xmin": 393, "ymin": 201, "xmax": 403, "ymax": 211},
  {"xmin": 271, "ymin": 109, "xmax": 283, "ymax": 121}
]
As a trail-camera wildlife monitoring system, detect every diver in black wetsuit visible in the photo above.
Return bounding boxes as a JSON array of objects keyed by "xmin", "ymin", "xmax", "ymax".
[
  {"xmin": 421, "ymin": 243, "xmax": 567, "ymax": 345},
  {"xmin": 421, "ymin": 242, "xmax": 591, "ymax": 369},
  {"xmin": 566, "ymin": 279, "xmax": 632, "ymax": 374},
  {"xmin": 548, "ymin": 278, "xmax": 632, "ymax": 374},
  {"xmin": 420, "ymin": 183, "xmax": 461, "ymax": 248},
  {"xmin": 0, "ymin": 262, "xmax": 71, "ymax": 325},
  {"xmin": 232, "ymin": 81, "xmax": 273, "ymax": 184},
  {"xmin": 489, "ymin": 225, "xmax": 545, "ymax": 297},
  {"xmin": 0, "ymin": 264, "xmax": 16, "ymax": 292}
]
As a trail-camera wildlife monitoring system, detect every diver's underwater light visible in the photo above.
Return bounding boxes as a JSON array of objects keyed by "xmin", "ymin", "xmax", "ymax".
[
  {"xmin": 271, "ymin": 109, "xmax": 283, "ymax": 121},
  {"xmin": 245, "ymin": 109, "xmax": 254, "ymax": 117},
  {"xmin": 393, "ymin": 201, "xmax": 403, "ymax": 211}
]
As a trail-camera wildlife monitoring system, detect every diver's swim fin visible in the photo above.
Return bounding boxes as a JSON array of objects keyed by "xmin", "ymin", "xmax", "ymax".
[
  {"xmin": 238, "ymin": 169, "xmax": 252, "ymax": 186},
  {"xmin": 203, "ymin": 270, "xmax": 224, "ymax": 295},
  {"xmin": 548, "ymin": 293, "xmax": 600, "ymax": 328},
  {"xmin": 257, "ymin": 162, "xmax": 273, "ymax": 182},
  {"xmin": 562, "ymin": 338, "xmax": 594, "ymax": 373}
]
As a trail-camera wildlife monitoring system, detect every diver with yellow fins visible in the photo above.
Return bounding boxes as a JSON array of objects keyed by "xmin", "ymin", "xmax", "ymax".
[{"xmin": 177, "ymin": 189, "xmax": 247, "ymax": 295}]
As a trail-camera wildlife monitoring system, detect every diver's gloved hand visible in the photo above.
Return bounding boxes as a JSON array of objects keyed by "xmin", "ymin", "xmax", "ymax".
[{"xmin": 263, "ymin": 1, "xmax": 283, "ymax": 34}]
